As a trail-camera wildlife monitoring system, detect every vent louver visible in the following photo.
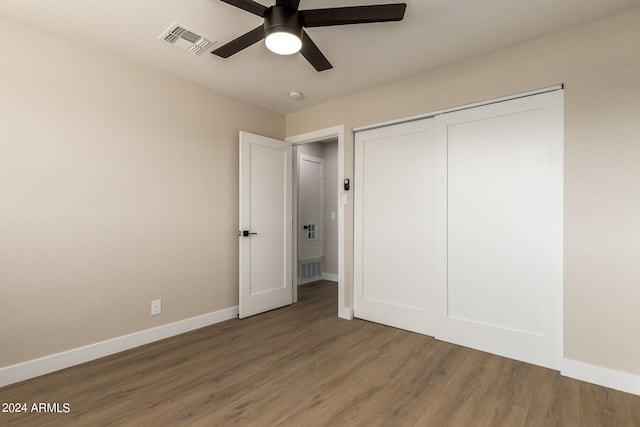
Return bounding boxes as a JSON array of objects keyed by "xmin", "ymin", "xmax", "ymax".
[{"xmin": 158, "ymin": 22, "xmax": 214, "ymax": 55}]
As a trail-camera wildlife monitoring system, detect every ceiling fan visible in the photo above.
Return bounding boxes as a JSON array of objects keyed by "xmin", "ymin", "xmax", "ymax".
[{"xmin": 211, "ymin": 0, "xmax": 407, "ymax": 72}]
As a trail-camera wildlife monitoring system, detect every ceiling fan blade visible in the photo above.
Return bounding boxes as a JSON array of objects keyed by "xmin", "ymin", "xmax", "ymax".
[
  {"xmin": 276, "ymin": 0, "xmax": 301, "ymax": 10},
  {"xmin": 300, "ymin": 31, "xmax": 332, "ymax": 72},
  {"xmin": 211, "ymin": 26, "xmax": 266, "ymax": 58},
  {"xmin": 219, "ymin": 0, "xmax": 267, "ymax": 17},
  {"xmin": 302, "ymin": 4, "xmax": 407, "ymax": 27}
]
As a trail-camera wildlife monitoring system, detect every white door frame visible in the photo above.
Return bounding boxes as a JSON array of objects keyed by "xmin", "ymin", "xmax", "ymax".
[{"xmin": 286, "ymin": 125, "xmax": 350, "ymax": 319}]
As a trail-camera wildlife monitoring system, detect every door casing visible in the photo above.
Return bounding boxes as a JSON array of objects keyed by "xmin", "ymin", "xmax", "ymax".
[{"xmin": 287, "ymin": 125, "xmax": 349, "ymax": 319}]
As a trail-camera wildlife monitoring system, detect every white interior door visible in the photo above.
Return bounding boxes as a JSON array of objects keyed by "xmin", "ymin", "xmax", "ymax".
[
  {"xmin": 354, "ymin": 118, "xmax": 438, "ymax": 336},
  {"xmin": 239, "ymin": 131, "xmax": 292, "ymax": 318},
  {"xmin": 298, "ymin": 154, "xmax": 324, "ymax": 262},
  {"xmin": 435, "ymin": 90, "xmax": 563, "ymax": 369}
]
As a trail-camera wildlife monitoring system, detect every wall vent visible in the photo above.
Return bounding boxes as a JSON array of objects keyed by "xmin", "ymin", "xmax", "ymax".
[
  {"xmin": 158, "ymin": 21, "xmax": 214, "ymax": 55},
  {"xmin": 299, "ymin": 259, "xmax": 322, "ymax": 285}
]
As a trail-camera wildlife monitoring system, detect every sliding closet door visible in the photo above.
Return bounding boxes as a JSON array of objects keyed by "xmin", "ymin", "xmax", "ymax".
[
  {"xmin": 354, "ymin": 119, "xmax": 438, "ymax": 336},
  {"xmin": 353, "ymin": 90, "xmax": 562, "ymax": 369},
  {"xmin": 435, "ymin": 90, "xmax": 563, "ymax": 369}
]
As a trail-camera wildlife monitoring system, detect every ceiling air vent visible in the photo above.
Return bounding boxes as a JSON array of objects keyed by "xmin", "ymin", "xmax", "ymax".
[{"xmin": 158, "ymin": 22, "xmax": 214, "ymax": 55}]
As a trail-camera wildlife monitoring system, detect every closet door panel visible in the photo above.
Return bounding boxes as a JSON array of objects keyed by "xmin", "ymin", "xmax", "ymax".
[
  {"xmin": 436, "ymin": 90, "xmax": 563, "ymax": 369},
  {"xmin": 354, "ymin": 118, "xmax": 438, "ymax": 336}
]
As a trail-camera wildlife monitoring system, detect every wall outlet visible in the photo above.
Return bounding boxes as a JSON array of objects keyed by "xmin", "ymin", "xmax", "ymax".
[{"xmin": 151, "ymin": 299, "xmax": 162, "ymax": 316}]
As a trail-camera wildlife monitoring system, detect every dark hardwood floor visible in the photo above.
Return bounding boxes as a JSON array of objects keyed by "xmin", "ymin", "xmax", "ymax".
[{"xmin": 1, "ymin": 281, "xmax": 639, "ymax": 426}]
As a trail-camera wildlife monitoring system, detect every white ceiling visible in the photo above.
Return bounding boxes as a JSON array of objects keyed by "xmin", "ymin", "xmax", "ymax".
[{"xmin": 1, "ymin": 0, "xmax": 639, "ymax": 113}]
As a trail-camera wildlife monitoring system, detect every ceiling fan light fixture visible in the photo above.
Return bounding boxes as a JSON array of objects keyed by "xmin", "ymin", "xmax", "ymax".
[
  {"xmin": 265, "ymin": 30, "xmax": 302, "ymax": 55},
  {"xmin": 263, "ymin": 6, "xmax": 303, "ymax": 56}
]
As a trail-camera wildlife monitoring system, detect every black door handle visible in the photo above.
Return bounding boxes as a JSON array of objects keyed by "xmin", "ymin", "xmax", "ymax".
[{"xmin": 240, "ymin": 230, "xmax": 258, "ymax": 237}]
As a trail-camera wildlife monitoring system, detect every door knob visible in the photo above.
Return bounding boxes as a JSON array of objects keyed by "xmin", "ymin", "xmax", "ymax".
[{"xmin": 239, "ymin": 230, "xmax": 258, "ymax": 237}]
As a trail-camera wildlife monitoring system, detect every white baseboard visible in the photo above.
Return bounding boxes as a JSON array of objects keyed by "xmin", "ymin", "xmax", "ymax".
[
  {"xmin": 297, "ymin": 272, "xmax": 338, "ymax": 286},
  {"xmin": 0, "ymin": 306, "xmax": 238, "ymax": 388},
  {"xmin": 322, "ymin": 272, "xmax": 339, "ymax": 282},
  {"xmin": 562, "ymin": 358, "xmax": 640, "ymax": 396},
  {"xmin": 339, "ymin": 306, "xmax": 354, "ymax": 320}
]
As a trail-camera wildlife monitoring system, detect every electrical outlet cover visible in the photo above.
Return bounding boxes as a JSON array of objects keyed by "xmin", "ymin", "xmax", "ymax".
[{"xmin": 151, "ymin": 299, "xmax": 162, "ymax": 315}]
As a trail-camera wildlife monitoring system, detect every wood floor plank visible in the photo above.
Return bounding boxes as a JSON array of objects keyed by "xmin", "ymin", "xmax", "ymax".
[
  {"xmin": 1, "ymin": 281, "xmax": 639, "ymax": 426},
  {"xmin": 523, "ymin": 366, "xmax": 578, "ymax": 427}
]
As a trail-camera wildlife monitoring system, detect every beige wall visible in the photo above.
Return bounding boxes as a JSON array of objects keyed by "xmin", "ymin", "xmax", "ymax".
[
  {"xmin": 286, "ymin": 8, "xmax": 640, "ymax": 376},
  {"xmin": 0, "ymin": 16, "xmax": 284, "ymax": 367},
  {"xmin": 297, "ymin": 142, "xmax": 325, "ymax": 159}
]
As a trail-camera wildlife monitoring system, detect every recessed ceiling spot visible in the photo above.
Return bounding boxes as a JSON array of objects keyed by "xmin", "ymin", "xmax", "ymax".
[
  {"xmin": 289, "ymin": 91, "xmax": 303, "ymax": 100},
  {"xmin": 158, "ymin": 21, "xmax": 214, "ymax": 55}
]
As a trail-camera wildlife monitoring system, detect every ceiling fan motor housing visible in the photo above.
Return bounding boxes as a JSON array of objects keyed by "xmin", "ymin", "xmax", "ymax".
[{"xmin": 264, "ymin": 6, "xmax": 303, "ymax": 40}]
